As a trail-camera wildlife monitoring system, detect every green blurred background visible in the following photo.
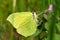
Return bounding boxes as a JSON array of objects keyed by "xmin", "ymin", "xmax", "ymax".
[{"xmin": 0, "ymin": 0, "xmax": 60, "ymax": 40}]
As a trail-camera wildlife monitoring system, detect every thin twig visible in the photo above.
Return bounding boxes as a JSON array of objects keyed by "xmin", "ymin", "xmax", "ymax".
[{"xmin": 13, "ymin": 0, "xmax": 16, "ymax": 12}]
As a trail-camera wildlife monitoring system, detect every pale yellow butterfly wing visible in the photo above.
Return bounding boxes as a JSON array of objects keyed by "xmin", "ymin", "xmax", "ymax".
[{"xmin": 7, "ymin": 12, "xmax": 37, "ymax": 37}]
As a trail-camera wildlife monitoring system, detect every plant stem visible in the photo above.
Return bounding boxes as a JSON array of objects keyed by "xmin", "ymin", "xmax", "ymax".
[
  {"xmin": 47, "ymin": 0, "xmax": 57, "ymax": 40},
  {"xmin": 9, "ymin": 0, "xmax": 17, "ymax": 40},
  {"xmin": 13, "ymin": 0, "xmax": 16, "ymax": 12}
]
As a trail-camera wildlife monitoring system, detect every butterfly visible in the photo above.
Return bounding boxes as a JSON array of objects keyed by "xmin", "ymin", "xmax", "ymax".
[{"xmin": 7, "ymin": 12, "xmax": 38, "ymax": 37}]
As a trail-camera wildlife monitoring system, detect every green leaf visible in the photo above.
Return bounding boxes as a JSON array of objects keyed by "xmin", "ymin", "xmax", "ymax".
[
  {"xmin": 45, "ymin": 34, "xmax": 60, "ymax": 40},
  {"xmin": 7, "ymin": 12, "xmax": 38, "ymax": 37},
  {"xmin": 31, "ymin": 29, "xmax": 42, "ymax": 37},
  {"xmin": 45, "ymin": 22, "xmax": 49, "ymax": 30},
  {"xmin": 44, "ymin": 14, "xmax": 48, "ymax": 20},
  {"xmin": 56, "ymin": 22, "xmax": 60, "ymax": 31},
  {"xmin": 54, "ymin": 34, "xmax": 60, "ymax": 40}
]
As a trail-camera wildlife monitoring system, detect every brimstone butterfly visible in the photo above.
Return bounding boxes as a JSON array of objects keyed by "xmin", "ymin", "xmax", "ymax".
[{"xmin": 7, "ymin": 12, "xmax": 38, "ymax": 37}]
